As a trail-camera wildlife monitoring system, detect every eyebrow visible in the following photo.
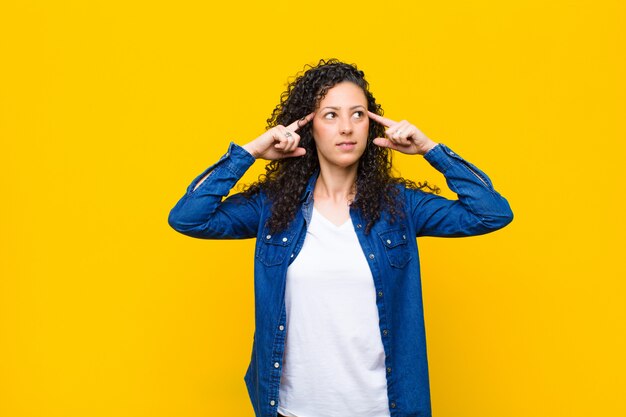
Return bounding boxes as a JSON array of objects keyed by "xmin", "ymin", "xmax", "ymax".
[{"xmin": 320, "ymin": 105, "xmax": 366, "ymax": 111}]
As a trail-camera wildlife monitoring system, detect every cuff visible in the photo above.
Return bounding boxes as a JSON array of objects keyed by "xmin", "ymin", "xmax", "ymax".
[
  {"xmin": 222, "ymin": 141, "xmax": 257, "ymax": 177},
  {"xmin": 423, "ymin": 143, "xmax": 455, "ymax": 172}
]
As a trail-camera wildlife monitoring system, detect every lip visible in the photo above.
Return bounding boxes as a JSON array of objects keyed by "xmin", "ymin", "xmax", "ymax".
[{"xmin": 336, "ymin": 141, "xmax": 357, "ymax": 150}]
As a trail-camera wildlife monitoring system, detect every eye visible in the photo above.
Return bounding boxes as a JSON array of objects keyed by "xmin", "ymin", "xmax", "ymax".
[
  {"xmin": 324, "ymin": 112, "xmax": 336, "ymax": 120},
  {"xmin": 353, "ymin": 110, "xmax": 364, "ymax": 119}
]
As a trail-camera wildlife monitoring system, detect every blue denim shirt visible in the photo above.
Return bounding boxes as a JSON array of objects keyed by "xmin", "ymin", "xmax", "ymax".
[{"xmin": 168, "ymin": 142, "xmax": 513, "ymax": 417}]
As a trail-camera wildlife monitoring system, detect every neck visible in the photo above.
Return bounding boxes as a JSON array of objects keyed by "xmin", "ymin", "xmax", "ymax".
[{"xmin": 314, "ymin": 162, "xmax": 358, "ymax": 204}]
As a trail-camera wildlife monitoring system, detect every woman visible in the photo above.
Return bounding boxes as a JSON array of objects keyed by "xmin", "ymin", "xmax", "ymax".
[{"xmin": 168, "ymin": 59, "xmax": 513, "ymax": 417}]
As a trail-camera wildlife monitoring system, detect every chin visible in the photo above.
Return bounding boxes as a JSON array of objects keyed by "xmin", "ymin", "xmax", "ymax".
[
  {"xmin": 317, "ymin": 143, "xmax": 367, "ymax": 169},
  {"xmin": 333, "ymin": 152, "xmax": 366, "ymax": 168}
]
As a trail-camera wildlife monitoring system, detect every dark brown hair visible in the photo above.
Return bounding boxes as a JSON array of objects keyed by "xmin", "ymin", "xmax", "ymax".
[{"xmin": 242, "ymin": 59, "xmax": 438, "ymax": 234}]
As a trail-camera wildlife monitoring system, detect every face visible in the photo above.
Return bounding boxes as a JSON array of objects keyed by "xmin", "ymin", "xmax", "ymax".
[{"xmin": 312, "ymin": 81, "xmax": 369, "ymax": 170}]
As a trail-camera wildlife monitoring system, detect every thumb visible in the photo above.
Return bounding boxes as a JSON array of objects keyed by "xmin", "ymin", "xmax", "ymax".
[
  {"xmin": 373, "ymin": 138, "xmax": 400, "ymax": 150},
  {"xmin": 280, "ymin": 147, "xmax": 307, "ymax": 159}
]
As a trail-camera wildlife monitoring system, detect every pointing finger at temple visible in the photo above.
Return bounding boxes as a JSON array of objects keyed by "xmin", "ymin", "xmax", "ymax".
[
  {"xmin": 287, "ymin": 111, "xmax": 316, "ymax": 132},
  {"xmin": 368, "ymin": 111, "xmax": 396, "ymax": 127}
]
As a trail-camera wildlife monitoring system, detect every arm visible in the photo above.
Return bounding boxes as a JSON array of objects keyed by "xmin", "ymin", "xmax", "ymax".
[
  {"xmin": 408, "ymin": 143, "xmax": 513, "ymax": 237},
  {"xmin": 167, "ymin": 112, "xmax": 316, "ymax": 239},
  {"xmin": 367, "ymin": 111, "xmax": 513, "ymax": 237},
  {"xmin": 167, "ymin": 142, "xmax": 261, "ymax": 239}
]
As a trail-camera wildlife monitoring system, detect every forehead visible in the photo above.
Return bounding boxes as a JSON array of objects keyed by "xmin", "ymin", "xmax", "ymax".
[{"xmin": 318, "ymin": 81, "xmax": 367, "ymax": 107}]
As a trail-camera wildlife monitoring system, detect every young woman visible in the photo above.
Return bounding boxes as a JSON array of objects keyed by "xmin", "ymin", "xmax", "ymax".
[{"xmin": 168, "ymin": 59, "xmax": 513, "ymax": 417}]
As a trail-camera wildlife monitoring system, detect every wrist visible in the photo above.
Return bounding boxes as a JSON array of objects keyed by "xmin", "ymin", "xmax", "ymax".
[
  {"xmin": 242, "ymin": 143, "xmax": 259, "ymax": 159},
  {"xmin": 419, "ymin": 140, "xmax": 438, "ymax": 156}
]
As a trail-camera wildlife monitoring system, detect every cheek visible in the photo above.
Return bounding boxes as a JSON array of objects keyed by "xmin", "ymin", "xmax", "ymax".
[
  {"xmin": 357, "ymin": 121, "xmax": 370, "ymax": 138},
  {"xmin": 312, "ymin": 122, "xmax": 335, "ymax": 143}
]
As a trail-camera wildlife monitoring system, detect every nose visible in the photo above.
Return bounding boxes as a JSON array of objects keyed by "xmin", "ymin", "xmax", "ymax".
[{"xmin": 339, "ymin": 118, "xmax": 353, "ymax": 135}]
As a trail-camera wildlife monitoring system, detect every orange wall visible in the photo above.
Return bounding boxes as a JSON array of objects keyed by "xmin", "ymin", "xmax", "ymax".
[{"xmin": 1, "ymin": 1, "xmax": 624, "ymax": 416}]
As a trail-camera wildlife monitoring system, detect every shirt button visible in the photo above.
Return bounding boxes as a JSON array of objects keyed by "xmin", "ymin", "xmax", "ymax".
[
  {"xmin": 382, "ymin": 329, "xmax": 388, "ymax": 336},
  {"xmin": 386, "ymin": 239, "xmax": 392, "ymax": 244},
  {"xmin": 270, "ymin": 400, "xmax": 276, "ymax": 406},
  {"xmin": 378, "ymin": 291, "xmax": 383, "ymax": 297},
  {"xmin": 390, "ymin": 402, "xmax": 396, "ymax": 408},
  {"xmin": 369, "ymin": 253, "xmax": 375, "ymax": 259},
  {"xmin": 402, "ymin": 234, "xmax": 406, "ymax": 240},
  {"xmin": 274, "ymin": 362, "xmax": 280, "ymax": 368},
  {"xmin": 357, "ymin": 224, "xmax": 362, "ymax": 228},
  {"xmin": 266, "ymin": 235, "xmax": 271, "ymax": 240},
  {"xmin": 279, "ymin": 325, "xmax": 285, "ymax": 331},
  {"xmin": 387, "ymin": 367, "xmax": 392, "ymax": 373},
  {"xmin": 282, "ymin": 237, "xmax": 288, "ymax": 242},
  {"xmin": 290, "ymin": 253, "xmax": 294, "ymax": 258}
]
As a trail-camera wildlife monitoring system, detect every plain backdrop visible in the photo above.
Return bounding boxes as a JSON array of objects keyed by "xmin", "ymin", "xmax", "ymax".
[{"xmin": 1, "ymin": 1, "xmax": 625, "ymax": 416}]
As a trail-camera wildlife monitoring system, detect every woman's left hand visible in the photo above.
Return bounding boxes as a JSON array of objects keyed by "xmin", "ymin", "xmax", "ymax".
[{"xmin": 368, "ymin": 111, "xmax": 438, "ymax": 155}]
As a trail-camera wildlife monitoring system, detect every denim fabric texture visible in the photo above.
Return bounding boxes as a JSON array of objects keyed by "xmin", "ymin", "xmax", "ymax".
[{"xmin": 168, "ymin": 142, "xmax": 513, "ymax": 417}]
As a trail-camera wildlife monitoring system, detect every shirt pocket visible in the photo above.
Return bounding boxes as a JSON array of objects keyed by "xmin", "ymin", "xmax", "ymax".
[
  {"xmin": 377, "ymin": 228, "xmax": 411, "ymax": 268},
  {"xmin": 256, "ymin": 230, "xmax": 294, "ymax": 267}
]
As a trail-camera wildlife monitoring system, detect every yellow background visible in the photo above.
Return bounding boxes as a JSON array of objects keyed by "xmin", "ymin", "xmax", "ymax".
[{"xmin": 1, "ymin": 1, "xmax": 624, "ymax": 416}]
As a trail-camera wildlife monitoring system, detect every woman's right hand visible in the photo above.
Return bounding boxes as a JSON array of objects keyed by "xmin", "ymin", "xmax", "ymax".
[{"xmin": 242, "ymin": 112, "xmax": 315, "ymax": 160}]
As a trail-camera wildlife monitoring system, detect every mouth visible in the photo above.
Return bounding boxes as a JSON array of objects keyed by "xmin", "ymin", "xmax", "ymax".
[{"xmin": 336, "ymin": 141, "xmax": 357, "ymax": 151}]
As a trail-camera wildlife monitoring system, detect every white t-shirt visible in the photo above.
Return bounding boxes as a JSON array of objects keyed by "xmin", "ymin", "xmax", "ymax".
[{"xmin": 277, "ymin": 207, "xmax": 390, "ymax": 417}]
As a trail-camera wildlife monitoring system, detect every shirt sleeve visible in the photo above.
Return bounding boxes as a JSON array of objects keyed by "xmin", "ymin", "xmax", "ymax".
[
  {"xmin": 167, "ymin": 142, "xmax": 262, "ymax": 239},
  {"xmin": 407, "ymin": 143, "xmax": 514, "ymax": 237}
]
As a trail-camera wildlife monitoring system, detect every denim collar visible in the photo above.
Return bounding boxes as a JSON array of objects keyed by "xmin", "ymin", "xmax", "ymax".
[{"xmin": 300, "ymin": 169, "xmax": 320, "ymax": 204}]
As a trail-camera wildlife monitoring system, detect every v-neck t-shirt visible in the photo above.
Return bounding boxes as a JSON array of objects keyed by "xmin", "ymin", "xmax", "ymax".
[{"xmin": 277, "ymin": 207, "xmax": 390, "ymax": 417}]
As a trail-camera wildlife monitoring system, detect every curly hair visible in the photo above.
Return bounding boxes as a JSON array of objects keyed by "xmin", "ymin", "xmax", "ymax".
[{"xmin": 242, "ymin": 58, "xmax": 439, "ymax": 234}]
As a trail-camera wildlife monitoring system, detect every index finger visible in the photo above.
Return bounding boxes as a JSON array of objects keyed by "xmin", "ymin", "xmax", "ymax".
[
  {"xmin": 287, "ymin": 111, "xmax": 316, "ymax": 132},
  {"xmin": 368, "ymin": 110, "xmax": 396, "ymax": 127}
]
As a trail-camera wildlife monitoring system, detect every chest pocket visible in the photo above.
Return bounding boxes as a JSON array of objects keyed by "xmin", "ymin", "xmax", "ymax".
[
  {"xmin": 378, "ymin": 228, "xmax": 411, "ymax": 268},
  {"xmin": 256, "ymin": 230, "xmax": 294, "ymax": 267}
]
